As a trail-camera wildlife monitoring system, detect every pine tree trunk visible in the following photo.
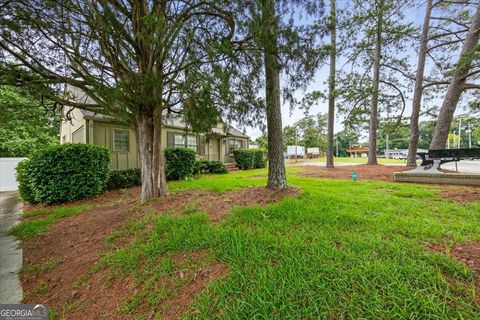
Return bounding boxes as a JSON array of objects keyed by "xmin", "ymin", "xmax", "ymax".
[
  {"xmin": 368, "ymin": 0, "xmax": 383, "ymax": 165},
  {"xmin": 326, "ymin": 0, "xmax": 336, "ymax": 168},
  {"xmin": 406, "ymin": 0, "xmax": 432, "ymax": 166},
  {"xmin": 135, "ymin": 109, "xmax": 169, "ymax": 202},
  {"xmin": 430, "ymin": 3, "xmax": 480, "ymax": 149},
  {"xmin": 263, "ymin": 0, "xmax": 287, "ymax": 189}
]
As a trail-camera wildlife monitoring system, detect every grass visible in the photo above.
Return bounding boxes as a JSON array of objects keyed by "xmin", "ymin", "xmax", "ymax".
[
  {"xmin": 98, "ymin": 168, "xmax": 480, "ymax": 319},
  {"xmin": 9, "ymin": 204, "xmax": 91, "ymax": 241},
  {"xmin": 287, "ymin": 157, "xmax": 411, "ymax": 165},
  {"xmin": 22, "ymin": 256, "xmax": 60, "ymax": 273}
]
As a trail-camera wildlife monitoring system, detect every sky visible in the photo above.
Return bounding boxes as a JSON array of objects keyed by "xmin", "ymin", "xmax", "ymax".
[{"xmin": 242, "ymin": 0, "xmax": 457, "ymax": 142}]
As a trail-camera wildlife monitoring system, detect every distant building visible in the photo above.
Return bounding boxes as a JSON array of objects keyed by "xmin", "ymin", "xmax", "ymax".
[
  {"xmin": 385, "ymin": 148, "xmax": 428, "ymax": 159},
  {"xmin": 346, "ymin": 147, "xmax": 369, "ymax": 158}
]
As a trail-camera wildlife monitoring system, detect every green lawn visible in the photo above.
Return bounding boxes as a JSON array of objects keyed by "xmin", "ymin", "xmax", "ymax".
[
  {"xmin": 287, "ymin": 157, "xmax": 410, "ymax": 165},
  {"xmin": 103, "ymin": 168, "xmax": 480, "ymax": 319},
  {"xmin": 10, "ymin": 205, "xmax": 91, "ymax": 241}
]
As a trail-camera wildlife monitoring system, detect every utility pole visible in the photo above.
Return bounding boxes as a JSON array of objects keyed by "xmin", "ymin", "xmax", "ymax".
[
  {"xmin": 458, "ymin": 117, "xmax": 462, "ymax": 148},
  {"xmin": 453, "ymin": 130, "xmax": 456, "ymax": 149},
  {"xmin": 385, "ymin": 134, "xmax": 389, "ymax": 158},
  {"xmin": 336, "ymin": 138, "xmax": 339, "ymax": 157},
  {"xmin": 295, "ymin": 127, "xmax": 298, "ymax": 162},
  {"xmin": 466, "ymin": 123, "xmax": 473, "ymax": 148}
]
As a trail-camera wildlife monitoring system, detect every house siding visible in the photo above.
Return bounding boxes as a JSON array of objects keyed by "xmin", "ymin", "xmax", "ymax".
[
  {"xmin": 92, "ymin": 122, "xmax": 139, "ymax": 170},
  {"xmin": 60, "ymin": 108, "xmax": 248, "ymax": 170},
  {"xmin": 60, "ymin": 108, "xmax": 86, "ymax": 143}
]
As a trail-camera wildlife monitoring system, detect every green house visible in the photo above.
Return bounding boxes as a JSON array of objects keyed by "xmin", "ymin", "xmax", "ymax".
[{"xmin": 60, "ymin": 107, "xmax": 249, "ymax": 171}]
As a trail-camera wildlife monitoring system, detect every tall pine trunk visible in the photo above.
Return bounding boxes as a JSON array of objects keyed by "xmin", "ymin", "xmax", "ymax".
[
  {"xmin": 368, "ymin": 0, "xmax": 383, "ymax": 165},
  {"xmin": 406, "ymin": 0, "xmax": 432, "ymax": 166},
  {"xmin": 430, "ymin": 3, "xmax": 480, "ymax": 149},
  {"xmin": 135, "ymin": 108, "xmax": 169, "ymax": 202},
  {"xmin": 263, "ymin": 0, "xmax": 287, "ymax": 189},
  {"xmin": 326, "ymin": 0, "xmax": 336, "ymax": 168}
]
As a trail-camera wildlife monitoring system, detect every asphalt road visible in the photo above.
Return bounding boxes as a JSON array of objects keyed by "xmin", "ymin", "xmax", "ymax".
[
  {"xmin": 0, "ymin": 191, "xmax": 23, "ymax": 304},
  {"xmin": 442, "ymin": 160, "xmax": 480, "ymax": 173}
]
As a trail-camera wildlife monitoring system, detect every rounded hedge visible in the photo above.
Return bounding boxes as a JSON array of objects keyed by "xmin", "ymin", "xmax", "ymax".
[
  {"xmin": 107, "ymin": 168, "xmax": 141, "ymax": 189},
  {"xmin": 194, "ymin": 160, "xmax": 228, "ymax": 174},
  {"xmin": 16, "ymin": 159, "xmax": 36, "ymax": 203},
  {"xmin": 208, "ymin": 160, "xmax": 228, "ymax": 173},
  {"xmin": 232, "ymin": 149, "xmax": 265, "ymax": 169},
  {"xmin": 165, "ymin": 147, "xmax": 196, "ymax": 180},
  {"xmin": 17, "ymin": 144, "xmax": 110, "ymax": 204},
  {"xmin": 251, "ymin": 150, "xmax": 266, "ymax": 168}
]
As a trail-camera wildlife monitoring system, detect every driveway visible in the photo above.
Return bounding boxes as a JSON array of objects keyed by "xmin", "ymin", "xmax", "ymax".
[{"xmin": 0, "ymin": 191, "xmax": 23, "ymax": 303}]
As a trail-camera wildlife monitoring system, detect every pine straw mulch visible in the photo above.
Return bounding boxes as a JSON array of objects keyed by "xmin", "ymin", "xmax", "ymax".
[{"xmin": 20, "ymin": 186, "xmax": 298, "ymax": 319}]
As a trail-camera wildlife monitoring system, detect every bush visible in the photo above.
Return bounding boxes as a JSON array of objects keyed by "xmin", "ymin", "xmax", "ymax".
[
  {"xmin": 108, "ymin": 168, "xmax": 141, "ymax": 189},
  {"xmin": 165, "ymin": 147, "xmax": 196, "ymax": 180},
  {"xmin": 232, "ymin": 149, "xmax": 265, "ymax": 170},
  {"xmin": 17, "ymin": 144, "xmax": 110, "ymax": 204},
  {"xmin": 193, "ymin": 160, "xmax": 228, "ymax": 175},
  {"xmin": 251, "ymin": 149, "xmax": 266, "ymax": 168},
  {"xmin": 194, "ymin": 160, "xmax": 210, "ymax": 175},
  {"xmin": 232, "ymin": 149, "xmax": 254, "ymax": 169},
  {"xmin": 16, "ymin": 159, "xmax": 36, "ymax": 203},
  {"xmin": 208, "ymin": 160, "xmax": 228, "ymax": 174}
]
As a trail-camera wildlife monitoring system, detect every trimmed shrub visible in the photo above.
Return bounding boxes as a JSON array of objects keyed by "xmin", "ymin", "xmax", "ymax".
[
  {"xmin": 16, "ymin": 159, "xmax": 36, "ymax": 203},
  {"xmin": 251, "ymin": 149, "xmax": 266, "ymax": 168},
  {"xmin": 19, "ymin": 144, "xmax": 110, "ymax": 204},
  {"xmin": 165, "ymin": 147, "xmax": 196, "ymax": 180},
  {"xmin": 193, "ymin": 160, "xmax": 228, "ymax": 175},
  {"xmin": 207, "ymin": 161, "xmax": 228, "ymax": 174},
  {"xmin": 232, "ymin": 149, "xmax": 265, "ymax": 170},
  {"xmin": 232, "ymin": 149, "xmax": 254, "ymax": 169},
  {"xmin": 194, "ymin": 160, "xmax": 210, "ymax": 175},
  {"xmin": 108, "ymin": 168, "xmax": 141, "ymax": 189}
]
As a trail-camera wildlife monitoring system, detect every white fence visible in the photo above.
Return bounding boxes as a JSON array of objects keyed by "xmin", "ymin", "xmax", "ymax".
[{"xmin": 0, "ymin": 158, "xmax": 26, "ymax": 192}]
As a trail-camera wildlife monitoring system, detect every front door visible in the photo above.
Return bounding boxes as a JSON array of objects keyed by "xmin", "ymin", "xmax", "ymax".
[{"xmin": 208, "ymin": 136, "xmax": 220, "ymax": 161}]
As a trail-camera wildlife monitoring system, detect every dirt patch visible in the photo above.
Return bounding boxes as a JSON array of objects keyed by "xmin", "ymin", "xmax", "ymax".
[
  {"xmin": 297, "ymin": 164, "xmax": 414, "ymax": 182},
  {"xmin": 426, "ymin": 244, "xmax": 446, "ymax": 254},
  {"xmin": 66, "ymin": 250, "xmax": 228, "ymax": 320},
  {"xmin": 427, "ymin": 241, "xmax": 480, "ymax": 302},
  {"xmin": 20, "ymin": 186, "xmax": 296, "ymax": 318},
  {"xmin": 451, "ymin": 241, "xmax": 480, "ymax": 301},
  {"xmin": 22, "ymin": 187, "xmax": 141, "ymax": 212},
  {"xmin": 149, "ymin": 187, "xmax": 299, "ymax": 222},
  {"xmin": 437, "ymin": 187, "xmax": 480, "ymax": 204},
  {"xmin": 20, "ymin": 188, "xmax": 141, "ymax": 315}
]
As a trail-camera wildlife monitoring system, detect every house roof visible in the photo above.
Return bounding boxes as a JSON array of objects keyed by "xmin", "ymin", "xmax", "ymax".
[
  {"xmin": 78, "ymin": 108, "xmax": 249, "ymax": 139},
  {"xmin": 68, "ymin": 85, "xmax": 248, "ymax": 138}
]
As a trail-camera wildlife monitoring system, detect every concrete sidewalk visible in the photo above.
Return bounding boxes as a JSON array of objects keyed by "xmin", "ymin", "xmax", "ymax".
[{"xmin": 0, "ymin": 191, "xmax": 23, "ymax": 303}]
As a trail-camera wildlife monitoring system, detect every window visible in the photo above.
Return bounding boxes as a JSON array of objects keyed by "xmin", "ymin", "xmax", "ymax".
[
  {"xmin": 187, "ymin": 134, "xmax": 197, "ymax": 150},
  {"xmin": 228, "ymin": 139, "xmax": 243, "ymax": 155},
  {"xmin": 114, "ymin": 129, "xmax": 129, "ymax": 151},
  {"xmin": 173, "ymin": 133, "xmax": 197, "ymax": 151},
  {"xmin": 174, "ymin": 133, "xmax": 185, "ymax": 147}
]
